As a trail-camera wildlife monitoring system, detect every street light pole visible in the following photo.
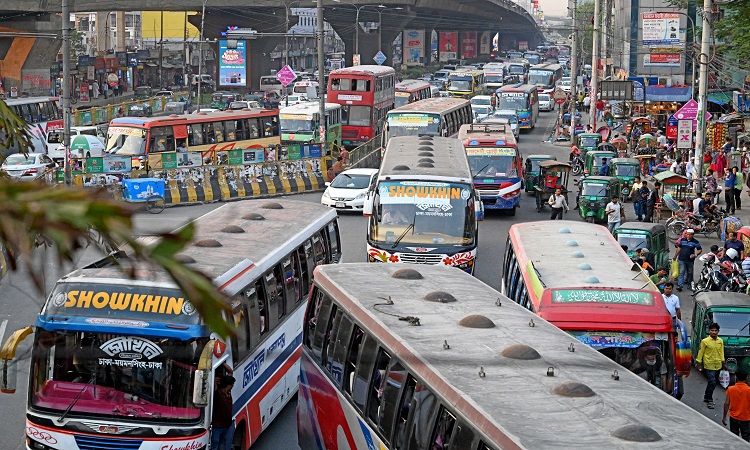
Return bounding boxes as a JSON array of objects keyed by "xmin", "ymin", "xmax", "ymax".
[
  {"xmin": 569, "ymin": 0, "xmax": 578, "ymax": 138},
  {"xmin": 62, "ymin": 0, "xmax": 72, "ymax": 186},
  {"xmin": 589, "ymin": 0, "xmax": 600, "ymax": 129},
  {"xmin": 694, "ymin": 0, "xmax": 712, "ymax": 190},
  {"xmin": 196, "ymin": 0, "xmax": 207, "ymax": 113},
  {"xmin": 317, "ymin": 0, "xmax": 326, "ymax": 152}
]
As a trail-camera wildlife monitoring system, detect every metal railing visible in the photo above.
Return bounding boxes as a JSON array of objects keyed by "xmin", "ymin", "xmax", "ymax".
[{"xmin": 346, "ymin": 135, "xmax": 382, "ymax": 169}]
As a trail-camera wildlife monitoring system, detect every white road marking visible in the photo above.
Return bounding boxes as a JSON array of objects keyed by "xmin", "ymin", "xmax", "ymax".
[{"xmin": 0, "ymin": 319, "xmax": 7, "ymax": 343}]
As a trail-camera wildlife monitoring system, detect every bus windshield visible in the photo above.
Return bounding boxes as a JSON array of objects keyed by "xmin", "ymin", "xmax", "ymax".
[
  {"xmin": 448, "ymin": 76, "xmax": 472, "ymax": 92},
  {"xmin": 498, "ymin": 95, "xmax": 528, "ymax": 110},
  {"xmin": 105, "ymin": 126, "xmax": 147, "ymax": 156},
  {"xmin": 528, "ymin": 70, "xmax": 553, "ymax": 88},
  {"xmin": 485, "ymin": 74, "xmax": 504, "ymax": 83},
  {"xmin": 466, "ymin": 148, "xmax": 519, "ymax": 178},
  {"xmin": 388, "ymin": 113, "xmax": 441, "ymax": 137},
  {"xmin": 371, "ymin": 181, "xmax": 475, "ymax": 246},
  {"xmin": 281, "ymin": 117, "xmax": 314, "ymax": 133},
  {"xmin": 508, "ymin": 65, "xmax": 525, "ymax": 75},
  {"xmin": 30, "ymin": 329, "xmax": 206, "ymax": 423}
]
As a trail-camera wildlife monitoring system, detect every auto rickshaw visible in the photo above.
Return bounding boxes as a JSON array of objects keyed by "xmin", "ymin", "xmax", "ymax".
[
  {"xmin": 584, "ymin": 149, "xmax": 616, "ymax": 176},
  {"xmin": 613, "ymin": 222, "xmax": 669, "ymax": 269},
  {"xmin": 576, "ymin": 132, "xmax": 602, "ymax": 154},
  {"xmin": 577, "ymin": 176, "xmax": 621, "ymax": 222},
  {"xmin": 692, "ymin": 292, "xmax": 750, "ymax": 384},
  {"xmin": 534, "ymin": 160, "xmax": 571, "ymax": 212},
  {"xmin": 127, "ymin": 103, "xmax": 152, "ymax": 117},
  {"xmin": 610, "ymin": 157, "xmax": 641, "ymax": 200},
  {"xmin": 210, "ymin": 92, "xmax": 242, "ymax": 110},
  {"xmin": 611, "ymin": 136, "xmax": 629, "ymax": 157},
  {"xmin": 524, "ymin": 154, "xmax": 556, "ymax": 193},
  {"xmin": 134, "ymin": 86, "xmax": 152, "ymax": 100},
  {"xmin": 164, "ymin": 101, "xmax": 189, "ymax": 115}
]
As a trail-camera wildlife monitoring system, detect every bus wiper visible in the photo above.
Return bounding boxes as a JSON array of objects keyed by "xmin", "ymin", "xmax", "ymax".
[
  {"xmin": 391, "ymin": 214, "xmax": 416, "ymax": 249},
  {"xmin": 57, "ymin": 376, "xmax": 95, "ymax": 423},
  {"xmin": 472, "ymin": 163, "xmax": 491, "ymax": 178}
]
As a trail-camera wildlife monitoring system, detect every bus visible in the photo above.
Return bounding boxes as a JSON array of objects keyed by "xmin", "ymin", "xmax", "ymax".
[
  {"xmin": 293, "ymin": 80, "xmax": 320, "ymax": 98},
  {"xmin": 458, "ymin": 123, "xmax": 522, "ymax": 215},
  {"xmin": 280, "ymin": 102, "xmax": 342, "ymax": 145},
  {"xmin": 496, "ymin": 84, "xmax": 538, "ymax": 130},
  {"xmin": 502, "ymin": 220, "xmax": 692, "ymax": 398},
  {"xmin": 327, "ymin": 51, "xmax": 346, "ymax": 70},
  {"xmin": 394, "ymin": 79, "xmax": 432, "ymax": 108},
  {"xmin": 528, "ymin": 63, "xmax": 563, "ymax": 94},
  {"xmin": 446, "ymin": 70, "xmax": 486, "ymax": 98},
  {"xmin": 297, "ymin": 263, "xmax": 743, "ymax": 450},
  {"xmin": 523, "ymin": 51, "xmax": 542, "ymax": 65},
  {"xmin": 384, "ymin": 97, "xmax": 472, "ymax": 143},
  {"xmin": 482, "ymin": 62, "xmax": 506, "ymax": 91},
  {"xmin": 327, "ymin": 65, "xmax": 396, "ymax": 147},
  {"xmin": 363, "ymin": 136, "xmax": 481, "ymax": 273},
  {"xmin": 3, "ymin": 96, "xmax": 62, "ymax": 154},
  {"xmin": 104, "ymin": 109, "xmax": 280, "ymax": 169},
  {"xmin": 0, "ymin": 198, "xmax": 340, "ymax": 450},
  {"xmin": 506, "ymin": 60, "xmax": 529, "ymax": 83},
  {"xmin": 260, "ymin": 75, "xmax": 286, "ymax": 96}
]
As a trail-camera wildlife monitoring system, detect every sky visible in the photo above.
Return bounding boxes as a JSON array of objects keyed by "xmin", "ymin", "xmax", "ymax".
[{"xmin": 538, "ymin": 0, "xmax": 569, "ymax": 16}]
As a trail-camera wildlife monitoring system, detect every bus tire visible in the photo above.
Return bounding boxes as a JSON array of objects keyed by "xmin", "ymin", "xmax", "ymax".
[
  {"xmin": 507, "ymin": 207, "xmax": 516, "ymax": 216},
  {"xmin": 232, "ymin": 425, "xmax": 247, "ymax": 450}
]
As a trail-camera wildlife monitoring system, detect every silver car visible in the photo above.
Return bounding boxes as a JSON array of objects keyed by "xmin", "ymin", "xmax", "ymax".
[
  {"xmin": 487, "ymin": 110, "xmax": 520, "ymax": 140},
  {"xmin": 1, "ymin": 153, "xmax": 56, "ymax": 181}
]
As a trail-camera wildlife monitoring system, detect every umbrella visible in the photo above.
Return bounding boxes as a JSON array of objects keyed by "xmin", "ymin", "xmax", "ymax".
[
  {"xmin": 70, "ymin": 134, "xmax": 105, "ymax": 158},
  {"xmin": 638, "ymin": 133, "xmax": 656, "ymax": 146},
  {"xmin": 611, "ymin": 136, "xmax": 628, "ymax": 150}
]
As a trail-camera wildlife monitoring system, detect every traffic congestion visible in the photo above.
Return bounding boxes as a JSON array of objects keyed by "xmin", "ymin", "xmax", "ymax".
[{"xmin": 3, "ymin": 22, "xmax": 750, "ymax": 450}]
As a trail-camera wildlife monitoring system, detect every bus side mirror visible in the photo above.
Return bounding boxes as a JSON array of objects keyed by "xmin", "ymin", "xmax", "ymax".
[
  {"xmin": 475, "ymin": 194, "xmax": 485, "ymax": 222},
  {"xmin": 192, "ymin": 339, "xmax": 216, "ymax": 407},
  {"xmin": 363, "ymin": 191, "xmax": 374, "ymax": 217},
  {"xmin": 0, "ymin": 326, "xmax": 34, "ymax": 394}
]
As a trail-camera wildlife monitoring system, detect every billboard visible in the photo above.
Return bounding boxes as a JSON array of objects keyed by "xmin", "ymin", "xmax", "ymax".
[
  {"xmin": 218, "ymin": 39, "xmax": 247, "ymax": 87},
  {"xmin": 642, "ymin": 12, "xmax": 680, "ymax": 45},
  {"xmin": 403, "ymin": 30, "xmax": 425, "ymax": 65},
  {"xmin": 643, "ymin": 53, "xmax": 680, "ymax": 68},
  {"xmin": 461, "ymin": 32, "xmax": 477, "ymax": 59},
  {"xmin": 479, "ymin": 31, "xmax": 492, "ymax": 55},
  {"xmin": 439, "ymin": 32, "xmax": 457, "ymax": 62}
]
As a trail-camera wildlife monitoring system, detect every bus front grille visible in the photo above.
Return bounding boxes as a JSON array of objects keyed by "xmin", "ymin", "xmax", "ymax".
[
  {"xmin": 398, "ymin": 253, "xmax": 444, "ymax": 264},
  {"xmin": 74, "ymin": 434, "xmax": 144, "ymax": 450}
]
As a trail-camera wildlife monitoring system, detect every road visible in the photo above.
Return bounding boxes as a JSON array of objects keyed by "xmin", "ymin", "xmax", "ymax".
[{"xmin": 0, "ymin": 108, "xmax": 739, "ymax": 448}]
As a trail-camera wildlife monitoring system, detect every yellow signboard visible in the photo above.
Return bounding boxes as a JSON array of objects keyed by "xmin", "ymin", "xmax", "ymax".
[
  {"xmin": 65, "ymin": 290, "xmax": 185, "ymax": 315},
  {"xmin": 388, "ymin": 185, "xmax": 463, "ymax": 199}
]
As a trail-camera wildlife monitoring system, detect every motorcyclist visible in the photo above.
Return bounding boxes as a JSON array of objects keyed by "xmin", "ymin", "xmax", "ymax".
[{"xmin": 569, "ymin": 145, "xmax": 581, "ymax": 163}]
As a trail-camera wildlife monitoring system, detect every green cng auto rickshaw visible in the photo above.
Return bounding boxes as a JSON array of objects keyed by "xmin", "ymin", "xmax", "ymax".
[
  {"xmin": 576, "ymin": 132, "xmax": 602, "ymax": 154},
  {"xmin": 692, "ymin": 292, "xmax": 750, "ymax": 384},
  {"xmin": 524, "ymin": 154, "xmax": 556, "ymax": 193},
  {"xmin": 577, "ymin": 176, "xmax": 621, "ymax": 222},
  {"xmin": 584, "ymin": 150, "xmax": 616, "ymax": 176},
  {"xmin": 210, "ymin": 92, "xmax": 241, "ymax": 110},
  {"xmin": 127, "ymin": 103, "xmax": 152, "ymax": 117},
  {"xmin": 610, "ymin": 157, "xmax": 641, "ymax": 200},
  {"xmin": 134, "ymin": 86, "xmax": 152, "ymax": 100},
  {"xmin": 613, "ymin": 222, "xmax": 669, "ymax": 269}
]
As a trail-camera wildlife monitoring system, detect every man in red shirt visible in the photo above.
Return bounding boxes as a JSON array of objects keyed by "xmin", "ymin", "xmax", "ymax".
[
  {"xmin": 212, "ymin": 375, "xmax": 236, "ymax": 450},
  {"xmin": 723, "ymin": 370, "xmax": 750, "ymax": 441}
]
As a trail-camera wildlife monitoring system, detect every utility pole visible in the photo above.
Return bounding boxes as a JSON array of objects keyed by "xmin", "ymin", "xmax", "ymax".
[
  {"xmin": 589, "ymin": 0, "xmax": 600, "ymax": 129},
  {"xmin": 62, "ymin": 0, "xmax": 72, "ymax": 186},
  {"xmin": 196, "ymin": 0, "xmax": 207, "ymax": 113},
  {"xmin": 317, "ymin": 0, "xmax": 326, "ymax": 152},
  {"xmin": 158, "ymin": 11, "xmax": 164, "ymax": 88},
  {"xmin": 285, "ymin": 4, "xmax": 290, "ymax": 107},
  {"xmin": 694, "ymin": 0, "xmax": 713, "ymax": 190},
  {"xmin": 569, "ymin": 0, "xmax": 578, "ymax": 138}
]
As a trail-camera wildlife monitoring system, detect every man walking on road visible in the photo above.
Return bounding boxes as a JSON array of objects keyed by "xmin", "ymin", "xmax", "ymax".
[
  {"xmin": 548, "ymin": 187, "xmax": 568, "ymax": 220},
  {"xmin": 723, "ymin": 370, "xmax": 750, "ymax": 441},
  {"xmin": 661, "ymin": 282, "xmax": 681, "ymax": 320},
  {"xmin": 644, "ymin": 181, "xmax": 661, "ymax": 222},
  {"xmin": 696, "ymin": 322, "xmax": 726, "ymax": 410},
  {"xmin": 673, "ymin": 229, "xmax": 702, "ymax": 291},
  {"xmin": 605, "ymin": 195, "xmax": 624, "ymax": 234}
]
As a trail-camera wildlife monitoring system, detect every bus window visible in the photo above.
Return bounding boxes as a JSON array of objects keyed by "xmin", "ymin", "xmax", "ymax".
[
  {"xmin": 450, "ymin": 420, "xmax": 477, "ymax": 449},
  {"xmin": 301, "ymin": 241, "xmax": 314, "ymax": 295},
  {"xmin": 352, "ymin": 333, "xmax": 378, "ymax": 413},
  {"xmin": 150, "ymin": 126, "xmax": 175, "ymax": 153},
  {"xmin": 273, "ymin": 264, "xmax": 287, "ymax": 321},
  {"xmin": 264, "ymin": 271, "xmax": 281, "ymax": 330},
  {"xmin": 431, "ymin": 406, "xmax": 457, "ymax": 450},
  {"xmin": 327, "ymin": 309, "xmax": 354, "ymax": 386},
  {"xmin": 224, "ymin": 120, "xmax": 236, "ymax": 141},
  {"xmin": 378, "ymin": 359, "xmax": 407, "ymax": 442},
  {"xmin": 281, "ymin": 256, "xmax": 298, "ymax": 313},
  {"xmin": 234, "ymin": 120, "xmax": 246, "ymax": 140},
  {"xmin": 214, "ymin": 122, "xmax": 225, "ymax": 143},
  {"xmin": 255, "ymin": 280, "xmax": 269, "ymax": 336},
  {"xmin": 327, "ymin": 221, "xmax": 340, "ymax": 262},
  {"xmin": 189, "ymin": 124, "xmax": 204, "ymax": 146},
  {"xmin": 478, "ymin": 443, "xmax": 493, "ymax": 450},
  {"xmin": 247, "ymin": 119, "xmax": 260, "ymax": 138},
  {"xmin": 310, "ymin": 292, "xmax": 335, "ymax": 363},
  {"xmin": 313, "ymin": 232, "xmax": 328, "ymax": 266},
  {"xmin": 354, "ymin": 79, "xmax": 371, "ymax": 92},
  {"xmin": 367, "ymin": 348, "xmax": 391, "ymax": 425},
  {"xmin": 344, "ymin": 326, "xmax": 364, "ymax": 396},
  {"xmin": 245, "ymin": 286, "xmax": 262, "ymax": 348},
  {"xmin": 392, "ymin": 374, "xmax": 417, "ymax": 449},
  {"xmin": 231, "ymin": 297, "xmax": 252, "ymax": 365},
  {"xmin": 405, "ymin": 381, "xmax": 439, "ymax": 449},
  {"xmin": 305, "ymin": 289, "xmax": 324, "ymax": 349}
]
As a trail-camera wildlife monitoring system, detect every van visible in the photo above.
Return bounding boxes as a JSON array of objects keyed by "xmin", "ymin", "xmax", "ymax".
[
  {"xmin": 293, "ymin": 81, "xmax": 319, "ymax": 99},
  {"xmin": 191, "ymin": 74, "xmax": 215, "ymax": 91},
  {"xmin": 46, "ymin": 126, "xmax": 106, "ymax": 160}
]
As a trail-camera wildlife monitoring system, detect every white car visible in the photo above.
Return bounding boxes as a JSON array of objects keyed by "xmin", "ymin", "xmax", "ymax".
[
  {"xmin": 1, "ymin": 153, "xmax": 56, "ymax": 181},
  {"xmin": 557, "ymin": 77, "xmax": 572, "ymax": 92},
  {"xmin": 487, "ymin": 109, "xmax": 520, "ymax": 140},
  {"xmin": 471, "ymin": 105, "xmax": 493, "ymax": 123},
  {"xmin": 282, "ymin": 95, "xmax": 310, "ymax": 105},
  {"xmin": 470, "ymin": 95, "xmax": 493, "ymax": 108},
  {"xmin": 321, "ymin": 168, "xmax": 378, "ymax": 211},
  {"xmin": 538, "ymin": 93, "xmax": 554, "ymax": 112}
]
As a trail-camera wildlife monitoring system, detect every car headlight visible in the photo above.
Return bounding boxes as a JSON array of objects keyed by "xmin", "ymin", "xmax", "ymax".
[
  {"xmin": 322, "ymin": 190, "xmax": 331, "ymax": 199},
  {"xmin": 354, "ymin": 192, "xmax": 366, "ymax": 200}
]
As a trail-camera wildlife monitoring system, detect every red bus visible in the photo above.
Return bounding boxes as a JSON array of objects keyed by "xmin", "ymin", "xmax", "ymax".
[
  {"xmin": 502, "ymin": 220, "xmax": 692, "ymax": 398},
  {"xmin": 327, "ymin": 65, "xmax": 395, "ymax": 147},
  {"xmin": 394, "ymin": 79, "xmax": 432, "ymax": 108}
]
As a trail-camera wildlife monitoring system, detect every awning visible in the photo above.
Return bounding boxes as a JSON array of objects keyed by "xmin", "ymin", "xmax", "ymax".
[
  {"xmin": 645, "ymin": 86, "xmax": 692, "ymax": 103},
  {"xmin": 708, "ymin": 91, "xmax": 734, "ymax": 106}
]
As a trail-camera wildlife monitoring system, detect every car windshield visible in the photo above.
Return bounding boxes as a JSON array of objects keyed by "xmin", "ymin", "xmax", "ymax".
[
  {"xmin": 330, "ymin": 173, "xmax": 372, "ymax": 189},
  {"xmin": 105, "ymin": 126, "xmax": 147, "ymax": 156},
  {"xmin": 485, "ymin": 75, "xmax": 504, "ymax": 83},
  {"xmin": 281, "ymin": 118, "xmax": 314, "ymax": 133},
  {"xmin": 388, "ymin": 113, "xmax": 441, "ymax": 137},
  {"xmin": 497, "ymin": 95, "xmax": 527, "ymax": 110},
  {"xmin": 714, "ymin": 312, "xmax": 750, "ymax": 336},
  {"xmin": 582, "ymin": 182, "xmax": 608, "ymax": 197},
  {"xmin": 341, "ymin": 105, "xmax": 371, "ymax": 126},
  {"xmin": 616, "ymin": 233, "xmax": 648, "ymax": 252},
  {"xmin": 370, "ymin": 181, "xmax": 476, "ymax": 246},
  {"xmin": 3, "ymin": 154, "xmax": 34, "ymax": 165},
  {"xmin": 29, "ymin": 329, "xmax": 207, "ymax": 423},
  {"xmin": 539, "ymin": 94, "xmax": 551, "ymax": 102},
  {"xmin": 615, "ymin": 165, "xmax": 638, "ymax": 177},
  {"xmin": 471, "ymin": 97, "xmax": 491, "ymax": 106},
  {"xmin": 492, "ymin": 113, "xmax": 518, "ymax": 124}
]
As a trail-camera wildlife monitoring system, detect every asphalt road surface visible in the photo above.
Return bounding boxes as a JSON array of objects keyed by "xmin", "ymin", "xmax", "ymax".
[{"xmin": 0, "ymin": 109, "xmax": 740, "ymax": 448}]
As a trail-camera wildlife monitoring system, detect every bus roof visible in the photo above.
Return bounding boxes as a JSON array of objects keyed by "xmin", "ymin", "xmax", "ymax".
[
  {"xmin": 279, "ymin": 102, "xmax": 341, "ymax": 115},
  {"xmin": 388, "ymin": 97, "xmax": 469, "ymax": 114},
  {"xmin": 5, "ymin": 96, "xmax": 58, "ymax": 105},
  {"xmin": 497, "ymin": 84, "xmax": 537, "ymax": 93},
  {"xmin": 109, "ymin": 108, "xmax": 278, "ymax": 128},
  {"xmin": 395, "ymin": 79, "xmax": 431, "ymax": 92},
  {"xmin": 530, "ymin": 63, "xmax": 563, "ymax": 71},
  {"xmin": 313, "ymin": 263, "xmax": 742, "ymax": 448},
  {"xmin": 329, "ymin": 65, "xmax": 395, "ymax": 76},
  {"xmin": 457, "ymin": 123, "xmax": 517, "ymax": 147},
  {"xmin": 449, "ymin": 69, "xmax": 483, "ymax": 76},
  {"xmin": 60, "ymin": 198, "xmax": 337, "ymax": 296},
  {"xmin": 379, "ymin": 136, "xmax": 472, "ymax": 183}
]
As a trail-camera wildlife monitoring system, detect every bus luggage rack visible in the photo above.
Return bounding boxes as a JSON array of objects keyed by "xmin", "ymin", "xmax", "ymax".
[
  {"xmin": 398, "ymin": 253, "xmax": 444, "ymax": 264},
  {"xmin": 74, "ymin": 434, "xmax": 143, "ymax": 450}
]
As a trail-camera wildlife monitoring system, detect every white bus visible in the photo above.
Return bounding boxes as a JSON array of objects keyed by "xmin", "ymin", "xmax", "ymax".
[
  {"xmin": 0, "ymin": 198, "xmax": 340, "ymax": 450},
  {"xmin": 3, "ymin": 96, "xmax": 62, "ymax": 155},
  {"xmin": 260, "ymin": 75, "xmax": 286, "ymax": 96},
  {"xmin": 297, "ymin": 263, "xmax": 745, "ymax": 449}
]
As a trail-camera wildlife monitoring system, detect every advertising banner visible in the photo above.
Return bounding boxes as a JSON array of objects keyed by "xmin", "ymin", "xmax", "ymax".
[
  {"xmin": 461, "ymin": 32, "xmax": 477, "ymax": 59},
  {"xmin": 642, "ymin": 12, "xmax": 680, "ymax": 45},
  {"xmin": 218, "ymin": 39, "xmax": 247, "ymax": 87},
  {"xmin": 479, "ymin": 31, "xmax": 492, "ymax": 55},
  {"xmin": 677, "ymin": 119, "xmax": 693, "ymax": 149},
  {"xmin": 403, "ymin": 30, "xmax": 424, "ymax": 65},
  {"xmin": 643, "ymin": 53, "xmax": 681, "ymax": 68},
  {"xmin": 439, "ymin": 32, "xmax": 457, "ymax": 62}
]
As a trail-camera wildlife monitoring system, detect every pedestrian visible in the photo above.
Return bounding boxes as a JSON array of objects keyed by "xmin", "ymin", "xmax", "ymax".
[
  {"xmin": 723, "ymin": 137, "xmax": 733, "ymax": 155},
  {"xmin": 644, "ymin": 181, "xmax": 661, "ymax": 222},
  {"xmin": 102, "ymin": 82, "xmax": 108, "ymax": 99},
  {"xmin": 723, "ymin": 370, "xmax": 750, "ymax": 441},
  {"xmin": 725, "ymin": 167, "xmax": 736, "ymax": 214},
  {"xmin": 704, "ymin": 169, "xmax": 718, "ymax": 204},
  {"xmin": 113, "ymin": 80, "xmax": 119, "ymax": 97},
  {"xmin": 211, "ymin": 374, "xmax": 236, "ymax": 450},
  {"xmin": 490, "ymin": 92, "xmax": 497, "ymax": 109},
  {"xmin": 92, "ymin": 80, "xmax": 99, "ymax": 99},
  {"xmin": 661, "ymin": 282, "xmax": 681, "ymax": 320},
  {"xmin": 548, "ymin": 187, "xmax": 569, "ymax": 220},
  {"xmin": 717, "ymin": 151, "xmax": 727, "ymax": 179},
  {"xmin": 598, "ymin": 158, "xmax": 610, "ymax": 176},
  {"xmin": 656, "ymin": 130, "xmax": 667, "ymax": 148},
  {"xmin": 723, "ymin": 231, "xmax": 746, "ymax": 261},
  {"xmin": 583, "ymin": 94, "xmax": 591, "ymax": 110},
  {"xmin": 673, "ymin": 229, "xmax": 702, "ymax": 291},
  {"xmin": 332, "ymin": 156, "xmax": 344, "ymax": 176},
  {"xmin": 734, "ymin": 166, "xmax": 744, "ymax": 210},
  {"xmin": 605, "ymin": 195, "xmax": 624, "ymax": 234},
  {"xmin": 696, "ymin": 322, "xmax": 726, "ymax": 410},
  {"xmin": 650, "ymin": 266, "xmax": 671, "ymax": 293},
  {"xmin": 686, "ymin": 157, "xmax": 696, "ymax": 185}
]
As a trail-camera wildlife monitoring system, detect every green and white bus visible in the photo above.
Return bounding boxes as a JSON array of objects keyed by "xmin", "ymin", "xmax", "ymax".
[{"xmin": 279, "ymin": 102, "xmax": 342, "ymax": 145}]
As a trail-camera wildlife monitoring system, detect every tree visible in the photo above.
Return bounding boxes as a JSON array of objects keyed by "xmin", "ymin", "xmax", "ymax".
[
  {"xmin": 0, "ymin": 99, "xmax": 233, "ymax": 337},
  {"xmin": 573, "ymin": 2, "xmax": 595, "ymax": 62},
  {"xmin": 70, "ymin": 30, "xmax": 87, "ymax": 60},
  {"xmin": 715, "ymin": 0, "xmax": 750, "ymax": 65}
]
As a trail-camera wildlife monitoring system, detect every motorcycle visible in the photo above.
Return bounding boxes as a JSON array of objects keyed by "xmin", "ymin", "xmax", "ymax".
[
  {"xmin": 692, "ymin": 254, "xmax": 725, "ymax": 294},
  {"xmin": 721, "ymin": 261, "xmax": 748, "ymax": 293},
  {"xmin": 570, "ymin": 155, "xmax": 584, "ymax": 176},
  {"xmin": 666, "ymin": 208, "xmax": 726, "ymax": 240}
]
